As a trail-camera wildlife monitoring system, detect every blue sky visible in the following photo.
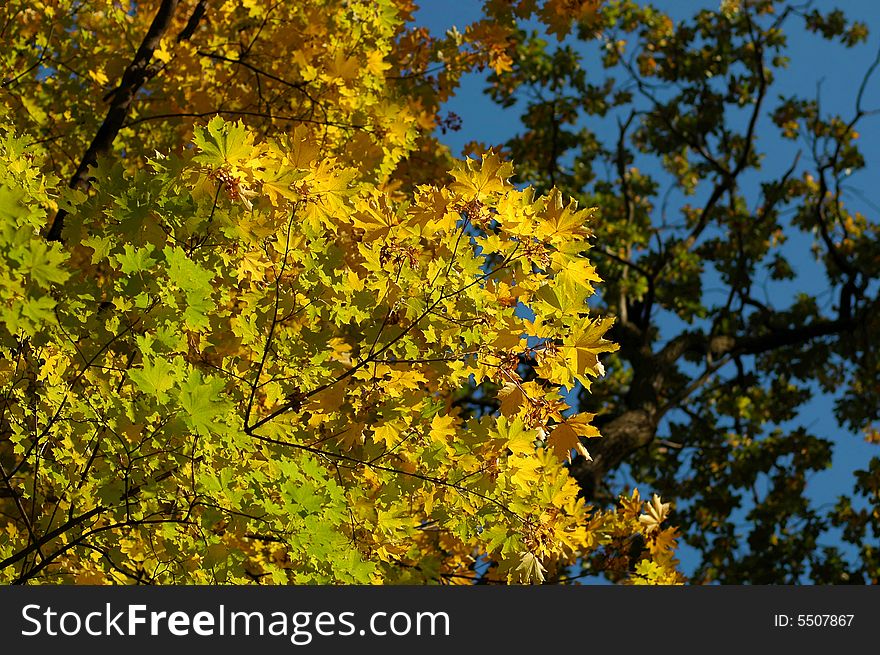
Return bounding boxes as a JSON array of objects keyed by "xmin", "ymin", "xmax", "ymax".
[{"xmin": 413, "ymin": 0, "xmax": 880, "ymax": 578}]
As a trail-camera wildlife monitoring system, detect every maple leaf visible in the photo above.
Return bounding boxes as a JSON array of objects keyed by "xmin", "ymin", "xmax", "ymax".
[
  {"xmin": 535, "ymin": 189, "xmax": 595, "ymax": 244},
  {"xmin": 256, "ymin": 166, "xmax": 305, "ymax": 207},
  {"xmin": 560, "ymin": 317, "xmax": 619, "ymax": 387},
  {"xmin": 0, "ymin": 183, "xmax": 28, "ymax": 223},
  {"xmin": 497, "ymin": 382, "xmax": 525, "ymax": 416},
  {"xmin": 352, "ymin": 194, "xmax": 402, "ymax": 239},
  {"xmin": 429, "ymin": 414, "xmax": 457, "ymax": 445},
  {"xmin": 449, "ymin": 152, "xmax": 513, "ymax": 199},
  {"xmin": 12, "ymin": 240, "xmax": 70, "ymax": 287},
  {"xmin": 82, "ymin": 234, "xmax": 113, "ymax": 264},
  {"xmin": 515, "ymin": 551, "xmax": 547, "ymax": 583},
  {"xmin": 129, "ymin": 356, "xmax": 178, "ymax": 404},
  {"xmin": 619, "ymin": 489, "xmax": 643, "ymax": 521},
  {"xmin": 650, "ymin": 527, "xmax": 680, "ymax": 555},
  {"xmin": 17, "ymin": 296, "xmax": 56, "ymax": 332},
  {"xmin": 565, "ymin": 412, "xmax": 600, "ymax": 436},
  {"xmin": 193, "ymin": 116, "xmax": 257, "ymax": 170},
  {"xmin": 550, "ymin": 250, "xmax": 602, "ymax": 306},
  {"xmin": 114, "ymin": 244, "xmax": 158, "ymax": 274},
  {"xmin": 639, "ymin": 494, "xmax": 671, "ymax": 535},
  {"xmin": 632, "ymin": 559, "xmax": 665, "ymax": 583},
  {"xmin": 178, "ymin": 371, "xmax": 229, "ymax": 437},
  {"xmin": 372, "ymin": 423, "xmax": 400, "ymax": 449},
  {"xmin": 336, "ymin": 422, "xmax": 366, "ymax": 450},
  {"xmin": 275, "ymin": 126, "xmax": 319, "ymax": 169},
  {"xmin": 495, "ymin": 416, "xmax": 534, "ymax": 455},
  {"xmin": 164, "ymin": 246, "xmax": 215, "ymax": 331},
  {"xmin": 307, "ymin": 378, "xmax": 349, "ymax": 414},
  {"xmin": 547, "ymin": 422, "xmax": 590, "ymax": 462},
  {"xmin": 539, "ymin": 0, "xmax": 600, "ymax": 41}
]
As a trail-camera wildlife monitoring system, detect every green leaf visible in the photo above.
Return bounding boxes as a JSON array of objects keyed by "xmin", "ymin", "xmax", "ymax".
[
  {"xmin": 82, "ymin": 235, "xmax": 115, "ymax": 264},
  {"xmin": 129, "ymin": 356, "xmax": 179, "ymax": 403},
  {"xmin": 21, "ymin": 295, "xmax": 57, "ymax": 326},
  {"xmin": 193, "ymin": 116, "xmax": 256, "ymax": 168},
  {"xmin": 0, "ymin": 183, "xmax": 27, "ymax": 223},
  {"xmin": 178, "ymin": 370, "xmax": 230, "ymax": 436},
  {"xmin": 114, "ymin": 244, "xmax": 158, "ymax": 275},
  {"xmin": 164, "ymin": 246, "xmax": 215, "ymax": 330},
  {"xmin": 12, "ymin": 240, "xmax": 70, "ymax": 287},
  {"xmin": 164, "ymin": 246, "xmax": 213, "ymax": 291}
]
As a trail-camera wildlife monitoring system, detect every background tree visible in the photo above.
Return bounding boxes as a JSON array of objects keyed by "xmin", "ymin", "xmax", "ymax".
[
  {"xmin": 476, "ymin": 0, "xmax": 880, "ymax": 583},
  {"xmin": 0, "ymin": 0, "xmax": 685, "ymax": 584}
]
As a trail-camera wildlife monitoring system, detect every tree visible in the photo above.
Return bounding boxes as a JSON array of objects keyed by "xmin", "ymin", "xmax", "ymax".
[
  {"xmin": 0, "ymin": 1, "xmax": 683, "ymax": 584},
  {"xmin": 479, "ymin": 0, "xmax": 880, "ymax": 583}
]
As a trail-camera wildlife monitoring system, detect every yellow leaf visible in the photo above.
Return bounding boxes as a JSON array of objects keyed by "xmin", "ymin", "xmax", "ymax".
[
  {"xmin": 564, "ymin": 412, "xmax": 600, "ymax": 438},
  {"xmin": 449, "ymin": 152, "xmax": 514, "ymax": 199},
  {"xmin": 495, "ymin": 416, "xmax": 533, "ymax": 455},
  {"xmin": 373, "ymin": 423, "xmax": 400, "ymax": 449},
  {"xmin": 551, "ymin": 251, "xmax": 602, "ymax": 301},
  {"xmin": 307, "ymin": 378, "xmax": 349, "ymax": 414},
  {"xmin": 429, "ymin": 414, "xmax": 457, "ymax": 445},
  {"xmin": 515, "ymin": 551, "xmax": 546, "ymax": 583},
  {"xmin": 561, "ymin": 318, "xmax": 618, "ymax": 387},
  {"xmin": 540, "ymin": 0, "xmax": 600, "ymax": 41},
  {"xmin": 509, "ymin": 454, "xmax": 542, "ymax": 489},
  {"xmin": 88, "ymin": 69, "xmax": 109, "ymax": 86},
  {"xmin": 497, "ymin": 382, "xmax": 525, "ymax": 416},
  {"xmin": 650, "ymin": 527, "xmax": 679, "ymax": 555},
  {"xmin": 337, "ymin": 422, "xmax": 366, "ymax": 449},
  {"xmin": 329, "ymin": 51, "xmax": 360, "ymax": 81},
  {"xmin": 535, "ymin": 189, "xmax": 595, "ymax": 243},
  {"xmin": 366, "ymin": 49, "xmax": 391, "ymax": 77},
  {"xmin": 639, "ymin": 494, "xmax": 671, "ymax": 534},
  {"xmin": 547, "ymin": 422, "xmax": 590, "ymax": 463},
  {"xmin": 278, "ymin": 126, "xmax": 319, "ymax": 169},
  {"xmin": 154, "ymin": 39, "xmax": 172, "ymax": 64},
  {"xmin": 352, "ymin": 194, "xmax": 401, "ymax": 239}
]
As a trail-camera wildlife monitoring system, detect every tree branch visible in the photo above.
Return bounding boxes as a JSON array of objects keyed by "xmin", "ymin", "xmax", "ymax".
[{"xmin": 45, "ymin": 0, "xmax": 209, "ymax": 243}]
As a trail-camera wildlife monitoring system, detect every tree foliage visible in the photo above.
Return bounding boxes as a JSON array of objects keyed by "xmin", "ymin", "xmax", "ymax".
[
  {"xmin": 0, "ymin": 0, "xmax": 684, "ymax": 584},
  {"xmin": 481, "ymin": 0, "xmax": 880, "ymax": 583}
]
